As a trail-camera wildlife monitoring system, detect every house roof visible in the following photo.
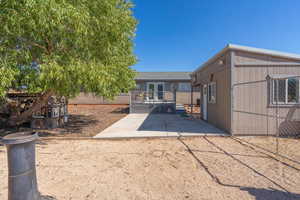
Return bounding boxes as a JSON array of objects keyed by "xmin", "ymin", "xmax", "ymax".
[
  {"xmin": 135, "ymin": 72, "xmax": 191, "ymax": 81},
  {"xmin": 193, "ymin": 44, "xmax": 300, "ymax": 73}
]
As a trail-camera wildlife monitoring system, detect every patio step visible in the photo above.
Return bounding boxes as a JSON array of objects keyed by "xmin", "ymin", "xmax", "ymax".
[
  {"xmin": 130, "ymin": 103, "xmax": 176, "ymax": 114},
  {"xmin": 130, "ymin": 103, "xmax": 153, "ymax": 113}
]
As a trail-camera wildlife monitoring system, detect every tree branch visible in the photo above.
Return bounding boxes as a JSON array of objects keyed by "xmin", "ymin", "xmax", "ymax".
[
  {"xmin": 29, "ymin": 41, "xmax": 48, "ymax": 52},
  {"xmin": 6, "ymin": 90, "xmax": 54, "ymax": 127}
]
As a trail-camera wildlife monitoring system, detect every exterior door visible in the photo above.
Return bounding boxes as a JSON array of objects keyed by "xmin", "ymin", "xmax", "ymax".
[
  {"xmin": 148, "ymin": 83, "xmax": 155, "ymax": 100},
  {"xmin": 203, "ymin": 84, "xmax": 208, "ymax": 120},
  {"xmin": 147, "ymin": 82, "xmax": 164, "ymax": 101},
  {"xmin": 157, "ymin": 83, "xmax": 164, "ymax": 100}
]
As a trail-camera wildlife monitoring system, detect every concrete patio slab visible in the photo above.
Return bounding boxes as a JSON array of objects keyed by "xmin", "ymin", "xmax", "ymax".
[{"xmin": 94, "ymin": 113, "xmax": 226, "ymax": 139}]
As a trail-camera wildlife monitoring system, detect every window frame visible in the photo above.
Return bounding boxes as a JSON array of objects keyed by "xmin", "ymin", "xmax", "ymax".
[
  {"xmin": 271, "ymin": 78, "xmax": 300, "ymax": 105},
  {"xmin": 208, "ymin": 82, "xmax": 216, "ymax": 104},
  {"xmin": 136, "ymin": 83, "xmax": 141, "ymax": 90}
]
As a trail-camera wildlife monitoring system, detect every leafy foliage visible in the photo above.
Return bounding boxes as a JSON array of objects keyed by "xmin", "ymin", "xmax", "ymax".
[
  {"xmin": 0, "ymin": 0, "xmax": 137, "ymax": 99},
  {"xmin": 0, "ymin": 63, "xmax": 17, "ymax": 98}
]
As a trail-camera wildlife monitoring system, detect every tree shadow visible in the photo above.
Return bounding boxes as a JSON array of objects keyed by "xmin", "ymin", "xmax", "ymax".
[
  {"xmin": 41, "ymin": 195, "xmax": 57, "ymax": 200},
  {"xmin": 177, "ymin": 137, "xmax": 300, "ymax": 200},
  {"xmin": 57, "ymin": 114, "xmax": 99, "ymax": 134},
  {"xmin": 37, "ymin": 114, "xmax": 99, "ymax": 136},
  {"xmin": 240, "ymin": 187, "xmax": 300, "ymax": 200},
  {"xmin": 110, "ymin": 107, "xmax": 129, "ymax": 114},
  {"xmin": 36, "ymin": 139, "xmax": 52, "ymax": 146},
  {"xmin": 1, "ymin": 114, "xmax": 99, "ymax": 137}
]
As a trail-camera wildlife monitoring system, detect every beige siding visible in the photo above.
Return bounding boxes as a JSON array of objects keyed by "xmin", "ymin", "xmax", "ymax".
[
  {"xmin": 235, "ymin": 51, "xmax": 300, "ymax": 65},
  {"xmin": 196, "ymin": 53, "xmax": 232, "ymax": 133},
  {"xmin": 233, "ymin": 51, "xmax": 300, "ymax": 135},
  {"xmin": 176, "ymin": 92, "xmax": 201, "ymax": 105}
]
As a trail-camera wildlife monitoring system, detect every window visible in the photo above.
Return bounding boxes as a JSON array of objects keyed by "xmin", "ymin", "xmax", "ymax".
[
  {"xmin": 136, "ymin": 83, "xmax": 141, "ymax": 90},
  {"xmin": 272, "ymin": 78, "xmax": 299, "ymax": 104},
  {"xmin": 178, "ymin": 82, "xmax": 191, "ymax": 92},
  {"xmin": 208, "ymin": 82, "xmax": 216, "ymax": 103}
]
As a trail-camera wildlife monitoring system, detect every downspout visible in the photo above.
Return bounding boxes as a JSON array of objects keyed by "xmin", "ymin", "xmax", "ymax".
[{"xmin": 230, "ymin": 51, "xmax": 235, "ymax": 135}]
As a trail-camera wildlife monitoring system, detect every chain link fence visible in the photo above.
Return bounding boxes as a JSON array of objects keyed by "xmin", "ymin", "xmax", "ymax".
[{"xmin": 233, "ymin": 74, "xmax": 300, "ymax": 138}]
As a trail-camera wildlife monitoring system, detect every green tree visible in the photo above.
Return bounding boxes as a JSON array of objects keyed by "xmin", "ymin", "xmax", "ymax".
[{"xmin": 0, "ymin": 0, "xmax": 137, "ymax": 126}]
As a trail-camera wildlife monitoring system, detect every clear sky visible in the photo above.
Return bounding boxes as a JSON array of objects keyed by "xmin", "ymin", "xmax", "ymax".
[{"xmin": 132, "ymin": 0, "xmax": 300, "ymax": 72}]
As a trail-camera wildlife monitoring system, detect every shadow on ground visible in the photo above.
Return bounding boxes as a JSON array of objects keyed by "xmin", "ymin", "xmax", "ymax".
[
  {"xmin": 41, "ymin": 195, "xmax": 57, "ymax": 200},
  {"xmin": 57, "ymin": 114, "xmax": 98, "ymax": 134},
  {"xmin": 138, "ymin": 113, "xmax": 224, "ymax": 134},
  {"xmin": 240, "ymin": 187, "xmax": 300, "ymax": 200},
  {"xmin": 37, "ymin": 114, "xmax": 99, "ymax": 137},
  {"xmin": 1, "ymin": 114, "xmax": 99, "ymax": 137},
  {"xmin": 110, "ymin": 107, "xmax": 129, "ymax": 114},
  {"xmin": 178, "ymin": 137, "xmax": 300, "ymax": 200}
]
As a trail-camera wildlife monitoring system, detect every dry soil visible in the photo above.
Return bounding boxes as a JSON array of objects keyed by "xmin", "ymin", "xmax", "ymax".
[{"xmin": 0, "ymin": 137, "xmax": 299, "ymax": 200}]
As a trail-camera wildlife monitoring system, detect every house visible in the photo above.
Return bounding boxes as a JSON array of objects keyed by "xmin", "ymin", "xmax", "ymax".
[
  {"xmin": 69, "ymin": 71, "xmax": 200, "ymax": 107},
  {"xmin": 134, "ymin": 72, "xmax": 199, "ymax": 104},
  {"xmin": 192, "ymin": 44, "xmax": 300, "ymax": 136},
  {"xmin": 130, "ymin": 72, "xmax": 200, "ymax": 113}
]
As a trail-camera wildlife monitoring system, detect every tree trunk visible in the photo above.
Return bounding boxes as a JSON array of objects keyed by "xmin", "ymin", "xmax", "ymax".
[{"xmin": 6, "ymin": 90, "xmax": 54, "ymax": 127}]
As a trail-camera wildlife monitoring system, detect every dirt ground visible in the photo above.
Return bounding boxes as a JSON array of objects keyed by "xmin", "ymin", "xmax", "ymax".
[
  {"xmin": 44, "ymin": 105, "xmax": 129, "ymax": 137},
  {"xmin": 0, "ymin": 137, "xmax": 299, "ymax": 200},
  {"xmin": 0, "ymin": 105, "xmax": 129, "ymax": 138}
]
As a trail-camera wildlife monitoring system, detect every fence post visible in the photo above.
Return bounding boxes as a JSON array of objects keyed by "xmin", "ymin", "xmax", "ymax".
[
  {"xmin": 191, "ymin": 86, "xmax": 194, "ymax": 114},
  {"xmin": 275, "ymin": 79, "xmax": 279, "ymax": 155},
  {"xmin": 2, "ymin": 132, "xmax": 40, "ymax": 200}
]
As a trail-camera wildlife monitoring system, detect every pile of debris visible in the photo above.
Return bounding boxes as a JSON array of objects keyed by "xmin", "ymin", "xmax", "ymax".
[{"xmin": 0, "ymin": 92, "xmax": 68, "ymax": 129}]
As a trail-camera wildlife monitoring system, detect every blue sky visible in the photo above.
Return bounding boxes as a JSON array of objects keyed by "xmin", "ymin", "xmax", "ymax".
[{"xmin": 132, "ymin": 0, "xmax": 300, "ymax": 72}]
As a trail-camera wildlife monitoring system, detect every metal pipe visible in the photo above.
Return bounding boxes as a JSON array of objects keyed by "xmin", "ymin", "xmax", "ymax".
[
  {"xmin": 191, "ymin": 86, "xmax": 194, "ymax": 114},
  {"xmin": 2, "ymin": 131, "xmax": 40, "ymax": 200}
]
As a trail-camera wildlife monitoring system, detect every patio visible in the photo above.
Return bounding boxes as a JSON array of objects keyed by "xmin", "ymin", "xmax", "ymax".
[{"xmin": 94, "ymin": 113, "xmax": 225, "ymax": 138}]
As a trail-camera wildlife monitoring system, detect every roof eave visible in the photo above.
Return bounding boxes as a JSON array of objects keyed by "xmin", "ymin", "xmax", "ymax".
[
  {"xmin": 192, "ymin": 45, "xmax": 230, "ymax": 74},
  {"xmin": 193, "ymin": 44, "xmax": 300, "ymax": 74}
]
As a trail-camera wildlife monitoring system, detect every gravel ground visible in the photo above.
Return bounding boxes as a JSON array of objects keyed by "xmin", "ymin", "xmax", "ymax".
[{"xmin": 0, "ymin": 137, "xmax": 299, "ymax": 200}]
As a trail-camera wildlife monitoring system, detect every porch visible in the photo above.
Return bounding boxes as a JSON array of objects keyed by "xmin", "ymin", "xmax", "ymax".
[{"xmin": 130, "ymin": 89, "xmax": 176, "ymax": 114}]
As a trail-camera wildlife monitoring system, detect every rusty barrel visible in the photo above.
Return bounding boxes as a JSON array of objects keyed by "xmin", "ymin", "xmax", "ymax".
[{"xmin": 2, "ymin": 131, "xmax": 40, "ymax": 200}]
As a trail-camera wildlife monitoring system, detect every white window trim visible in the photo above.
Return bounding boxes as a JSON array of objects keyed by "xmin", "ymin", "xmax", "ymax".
[
  {"xmin": 208, "ymin": 82, "xmax": 216, "ymax": 104},
  {"xmin": 271, "ymin": 78, "xmax": 300, "ymax": 105},
  {"xmin": 146, "ymin": 82, "xmax": 165, "ymax": 101}
]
